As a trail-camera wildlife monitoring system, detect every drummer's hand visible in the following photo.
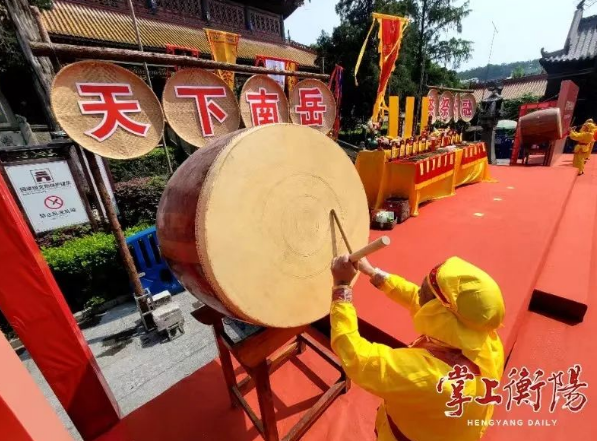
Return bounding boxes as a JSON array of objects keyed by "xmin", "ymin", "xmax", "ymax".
[{"xmin": 331, "ymin": 255, "xmax": 357, "ymax": 285}]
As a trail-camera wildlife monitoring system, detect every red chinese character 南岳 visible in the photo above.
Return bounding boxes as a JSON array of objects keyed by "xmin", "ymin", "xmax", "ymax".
[
  {"xmin": 245, "ymin": 87, "xmax": 280, "ymax": 126},
  {"xmin": 294, "ymin": 88, "xmax": 327, "ymax": 126}
]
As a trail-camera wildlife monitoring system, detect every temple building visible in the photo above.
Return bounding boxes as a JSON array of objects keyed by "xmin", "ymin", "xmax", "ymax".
[
  {"xmin": 470, "ymin": 74, "xmax": 548, "ymax": 104},
  {"xmin": 39, "ymin": 0, "xmax": 317, "ymax": 74},
  {"xmin": 540, "ymin": 0, "xmax": 597, "ymax": 124}
]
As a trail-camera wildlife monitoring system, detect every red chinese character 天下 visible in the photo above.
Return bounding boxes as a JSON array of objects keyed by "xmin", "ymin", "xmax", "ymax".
[
  {"xmin": 245, "ymin": 87, "xmax": 280, "ymax": 126},
  {"xmin": 437, "ymin": 365, "xmax": 475, "ymax": 417},
  {"xmin": 294, "ymin": 88, "xmax": 327, "ymax": 126},
  {"xmin": 503, "ymin": 367, "xmax": 547, "ymax": 412},
  {"xmin": 461, "ymin": 99, "xmax": 473, "ymax": 119},
  {"xmin": 475, "ymin": 377, "xmax": 503, "ymax": 406},
  {"xmin": 175, "ymin": 86, "xmax": 228, "ymax": 137},
  {"xmin": 548, "ymin": 364, "xmax": 589, "ymax": 413},
  {"xmin": 439, "ymin": 97, "xmax": 451, "ymax": 121},
  {"xmin": 77, "ymin": 83, "xmax": 150, "ymax": 142}
]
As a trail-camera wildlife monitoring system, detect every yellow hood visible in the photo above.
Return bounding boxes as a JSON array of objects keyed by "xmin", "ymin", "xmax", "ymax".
[{"xmin": 414, "ymin": 257, "xmax": 505, "ymax": 380}]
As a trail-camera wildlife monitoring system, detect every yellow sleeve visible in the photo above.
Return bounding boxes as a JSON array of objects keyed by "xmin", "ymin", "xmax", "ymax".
[
  {"xmin": 379, "ymin": 274, "xmax": 421, "ymax": 316},
  {"xmin": 569, "ymin": 130, "xmax": 594, "ymax": 144},
  {"xmin": 330, "ymin": 301, "xmax": 431, "ymax": 399}
]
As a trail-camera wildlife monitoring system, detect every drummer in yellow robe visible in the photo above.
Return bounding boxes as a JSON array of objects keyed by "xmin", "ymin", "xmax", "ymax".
[
  {"xmin": 330, "ymin": 256, "xmax": 505, "ymax": 441},
  {"xmin": 568, "ymin": 119, "xmax": 597, "ymax": 175}
]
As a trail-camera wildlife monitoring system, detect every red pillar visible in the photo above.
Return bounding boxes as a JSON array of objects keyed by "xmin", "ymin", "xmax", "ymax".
[
  {"xmin": 0, "ymin": 173, "xmax": 120, "ymax": 439},
  {"xmin": 0, "ymin": 331, "xmax": 75, "ymax": 441}
]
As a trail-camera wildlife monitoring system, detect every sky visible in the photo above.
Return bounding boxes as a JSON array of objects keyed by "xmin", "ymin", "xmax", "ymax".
[{"xmin": 284, "ymin": 0, "xmax": 597, "ymax": 71}]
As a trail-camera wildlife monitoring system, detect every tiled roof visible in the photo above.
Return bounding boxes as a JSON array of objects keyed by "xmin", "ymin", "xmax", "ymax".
[
  {"xmin": 542, "ymin": 15, "xmax": 597, "ymax": 63},
  {"xmin": 41, "ymin": 1, "xmax": 317, "ymax": 67},
  {"xmin": 471, "ymin": 74, "xmax": 548, "ymax": 102}
]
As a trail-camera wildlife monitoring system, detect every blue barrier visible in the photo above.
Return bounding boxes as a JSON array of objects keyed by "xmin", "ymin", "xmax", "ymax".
[{"xmin": 126, "ymin": 226, "xmax": 183, "ymax": 295}]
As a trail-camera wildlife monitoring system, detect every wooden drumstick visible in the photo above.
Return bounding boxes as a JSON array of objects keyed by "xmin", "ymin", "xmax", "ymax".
[
  {"xmin": 331, "ymin": 209, "xmax": 390, "ymax": 261},
  {"xmin": 349, "ymin": 236, "xmax": 390, "ymax": 262},
  {"xmin": 330, "ymin": 209, "xmax": 353, "ymax": 254}
]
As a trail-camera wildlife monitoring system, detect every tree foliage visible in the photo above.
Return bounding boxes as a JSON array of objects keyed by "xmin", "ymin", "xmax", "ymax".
[
  {"xmin": 458, "ymin": 59, "xmax": 542, "ymax": 82},
  {"xmin": 315, "ymin": 0, "xmax": 471, "ymax": 126},
  {"xmin": 501, "ymin": 93, "xmax": 541, "ymax": 121},
  {"xmin": 0, "ymin": 0, "xmax": 53, "ymax": 73},
  {"xmin": 412, "ymin": 0, "xmax": 472, "ymax": 67},
  {"xmin": 511, "ymin": 65, "xmax": 525, "ymax": 78}
]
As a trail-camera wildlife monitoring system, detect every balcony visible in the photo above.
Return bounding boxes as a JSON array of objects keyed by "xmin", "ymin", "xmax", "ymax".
[{"xmin": 69, "ymin": 0, "xmax": 286, "ymax": 41}]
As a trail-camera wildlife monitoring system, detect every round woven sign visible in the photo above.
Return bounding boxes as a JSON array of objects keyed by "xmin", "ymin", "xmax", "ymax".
[
  {"xmin": 51, "ymin": 61, "xmax": 164, "ymax": 159},
  {"xmin": 157, "ymin": 124, "xmax": 369, "ymax": 327},
  {"xmin": 289, "ymin": 79, "xmax": 336, "ymax": 134},
  {"xmin": 239, "ymin": 75, "xmax": 289, "ymax": 128},
  {"xmin": 162, "ymin": 68, "xmax": 240, "ymax": 149},
  {"xmin": 459, "ymin": 93, "xmax": 477, "ymax": 122}
]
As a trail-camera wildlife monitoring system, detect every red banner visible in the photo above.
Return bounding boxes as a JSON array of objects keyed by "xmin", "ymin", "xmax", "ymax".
[{"xmin": 354, "ymin": 13, "xmax": 408, "ymax": 122}]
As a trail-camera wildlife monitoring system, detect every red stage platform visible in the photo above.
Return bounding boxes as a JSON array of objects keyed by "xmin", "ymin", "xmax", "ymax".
[
  {"xmin": 483, "ymin": 158, "xmax": 597, "ymax": 440},
  {"xmin": 95, "ymin": 348, "xmax": 379, "ymax": 441},
  {"xmin": 91, "ymin": 156, "xmax": 597, "ymax": 441},
  {"xmin": 533, "ymin": 156, "xmax": 597, "ymax": 321},
  {"xmin": 353, "ymin": 164, "xmax": 578, "ymax": 355},
  {"xmin": 484, "ymin": 309, "xmax": 597, "ymax": 441}
]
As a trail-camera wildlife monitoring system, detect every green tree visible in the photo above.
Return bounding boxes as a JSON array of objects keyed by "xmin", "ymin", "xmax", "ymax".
[
  {"xmin": 501, "ymin": 93, "xmax": 541, "ymax": 120},
  {"xmin": 410, "ymin": 0, "xmax": 472, "ymax": 97},
  {"xmin": 458, "ymin": 59, "xmax": 542, "ymax": 82},
  {"xmin": 511, "ymin": 65, "xmax": 525, "ymax": 78},
  {"xmin": 0, "ymin": 0, "xmax": 53, "ymax": 73}
]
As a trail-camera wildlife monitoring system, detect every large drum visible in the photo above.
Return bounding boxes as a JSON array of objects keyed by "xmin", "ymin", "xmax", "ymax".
[
  {"xmin": 519, "ymin": 108, "xmax": 562, "ymax": 144},
  {"xmin": 157, "ymin": 124, "xmax": 369, "ymax": 327}
]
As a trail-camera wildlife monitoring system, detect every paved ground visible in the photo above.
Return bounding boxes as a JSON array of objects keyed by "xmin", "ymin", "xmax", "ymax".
[{"xmin": 19, "ymin": 291, "xmax": 254, "ymax": 440}]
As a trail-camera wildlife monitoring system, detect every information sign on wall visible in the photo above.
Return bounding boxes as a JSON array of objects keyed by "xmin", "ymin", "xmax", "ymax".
[{"xmin": 5, "ymin": 161, "xmax": 90, "ymax": 233}]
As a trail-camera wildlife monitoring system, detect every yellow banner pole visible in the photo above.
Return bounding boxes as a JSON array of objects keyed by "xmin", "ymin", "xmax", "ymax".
[
  {"xmin": 404, "ymin": 96, "xmax": 415, "ymax": 139},
  {"xmin": 388, "ymin": 96, "xmax": 399, "ymax": 139},
  {"xmin": 420, "ymin": 96, "xmax": 429, "ymax": 135}
]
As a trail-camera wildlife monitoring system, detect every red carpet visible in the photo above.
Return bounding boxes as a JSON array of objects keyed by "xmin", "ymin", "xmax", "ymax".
[
  {"xmin": 482, "ymin": 157, "xmax": 597, "ymax": 440},
  {"xmin": 484, "ymin": 308, "xmax": 597, "ymax": 440},
  {"xmin": 92, "ymin": 158, "xmax": 597, "ymax": 441},
  {"xmin": 353, "ymin": 165, "xmax": 577, "ymax": 354}
]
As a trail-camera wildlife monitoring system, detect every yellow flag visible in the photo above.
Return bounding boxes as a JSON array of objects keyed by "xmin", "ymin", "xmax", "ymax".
[{"xmin": 205, "ymin": 29, "xmax": 240, "ymax": 89}]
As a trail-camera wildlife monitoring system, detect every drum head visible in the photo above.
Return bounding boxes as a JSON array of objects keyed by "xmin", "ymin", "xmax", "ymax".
[{"xmin": 196, "ymin": 124, "xmax": 369, "ymax": 327}]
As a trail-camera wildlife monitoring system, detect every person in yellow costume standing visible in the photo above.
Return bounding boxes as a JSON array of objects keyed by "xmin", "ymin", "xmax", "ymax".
[
  {"xmin": 330, "ymin": 255, "xmax": 505, "ymax": 441},
  {"xmin": 568, "ymin": 119, "xmax": 597, "ymax": 175}
]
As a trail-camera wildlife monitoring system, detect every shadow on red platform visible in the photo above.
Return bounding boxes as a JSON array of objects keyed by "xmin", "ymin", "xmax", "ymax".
[
  {"xmin": 94, "ymin": 350, "xmax": 379, "ymax": 441},
  {"xmin": 353, "ymin": 163, "xmax": 577, "ymax": 355}
]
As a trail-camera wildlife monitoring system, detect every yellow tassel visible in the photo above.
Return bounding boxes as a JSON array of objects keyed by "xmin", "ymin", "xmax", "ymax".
[{"xmin": 354, "ymin": 18, "xmax": 377, "ymax": 87}]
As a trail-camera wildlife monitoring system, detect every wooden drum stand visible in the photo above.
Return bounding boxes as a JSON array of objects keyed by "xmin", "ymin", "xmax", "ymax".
[
  {"xmin": 192, "ymin": 307, "xmax": 349, "ymax": 441},
  {"xmin": 190, "ymin": 228, "xmax": 391, "ymax": 440}
]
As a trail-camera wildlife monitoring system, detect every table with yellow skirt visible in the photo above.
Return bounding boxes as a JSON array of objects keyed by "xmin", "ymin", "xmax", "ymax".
[
  {"xmin": 355, "ymin": 143, "xmax": 493, "ymax": 216},
  {"xmin": 453, "ymin": 143, "xmax": 494, "ymax": 187}
]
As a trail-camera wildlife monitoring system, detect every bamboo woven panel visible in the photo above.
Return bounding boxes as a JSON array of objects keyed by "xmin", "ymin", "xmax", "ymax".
[{"xmin": 51, "ymin": 61, "xmax": 164, "ymax": 159}]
